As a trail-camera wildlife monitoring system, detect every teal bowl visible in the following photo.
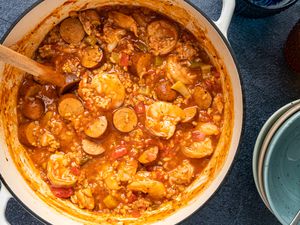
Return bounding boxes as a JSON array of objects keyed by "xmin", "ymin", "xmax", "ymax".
[
  {"xmin": 253, "ymin": 100, "xmax": 300, "ymax": 208},
  {"xmin": 263, "ymin": 110, "xmax": 300, "ymax": 225}
]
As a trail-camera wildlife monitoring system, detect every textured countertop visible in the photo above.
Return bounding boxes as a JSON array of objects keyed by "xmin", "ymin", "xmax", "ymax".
[{"xmin": 0, "ymin": 0, "xmax": 299, "ymax": 224}]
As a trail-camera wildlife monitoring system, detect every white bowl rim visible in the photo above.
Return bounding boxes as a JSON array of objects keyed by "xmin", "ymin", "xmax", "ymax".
[
  {"xmin": 263, "ymin": 109, "xmax": 300, "ymax": 225},
  {"xmin": 256, "ymin": 102, "xmax": 300, "ymax": 213},
  {"xmin": 252, "ymin": 99, "xmax": 300, "ymax": 210}
]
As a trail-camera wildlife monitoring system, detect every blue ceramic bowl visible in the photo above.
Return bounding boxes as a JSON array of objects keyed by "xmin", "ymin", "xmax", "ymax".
[
  {"xmin": 253, "ymin": 100, "xmax": 300, "ymax": 209},
  {"xmin": 236, "ymin": 0, "xmax": 299, "ymax": 18},
  {"xmin": 264, "ymin": 110, "xmax": 300, "ymax": 225}
]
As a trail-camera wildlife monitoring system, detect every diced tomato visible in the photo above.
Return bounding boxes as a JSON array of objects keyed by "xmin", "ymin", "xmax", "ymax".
[
  {"xmin": 131, "ymin": 209, "xmax": 141, "ymax": 218},
  {"xmin": 128, "ymin": 148, "xmax": 139, "ymax": 158},
  {"xmin": 204, "ymin": 79, "xmax": 214, "ymax": 92},
  {"xmin": 70, "ymin": 166, "xmax": 80, "ymax": 176},
  {"xmin": 192, "ymin": 131, "xmax": 206, "ymax": 142},
  {"xmin": 127, "ymin": 193, "xmax": 137, "ymax": 203},
  {"xmin": 155, "ymin": 170, "xmax": 165, "ymax": 181},
  {"xmin": 111, "ymin": 145, "xmax": 128, "ymax": 159},
  {"xmin": 198, "ymin": 110, "xmax": 211, "ymax": 122},
  {"xmin": 50, "ymin": 186, "xmax": 74, "ymax": 199},
  {"xmin": 213, "ymin": 71, "xmax": 220, "ymax": 78},
  {"xmin": 145, "ymin": 138, "xmax": 159, "ymax": 147},
  {"xmin": 120, "ymin": 53, "xmax": 129, "ymax": 67},
  {"xmin": 134, "ymin": 101, "xmax": 145, "ymax": 114}
]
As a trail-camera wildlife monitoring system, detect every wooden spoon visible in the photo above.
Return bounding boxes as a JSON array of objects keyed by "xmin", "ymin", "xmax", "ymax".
[{"xmin": 0, "ymin": 44, "xmax": 74, "ymax": 89}]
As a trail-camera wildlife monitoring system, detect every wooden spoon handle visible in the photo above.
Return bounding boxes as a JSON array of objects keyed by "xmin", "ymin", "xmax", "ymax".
[{"xmin": 0, "ymin": 44, "xmax": 65, "ymax": 87}]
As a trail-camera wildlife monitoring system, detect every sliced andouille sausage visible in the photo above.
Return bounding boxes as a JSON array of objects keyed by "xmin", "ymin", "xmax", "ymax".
[
  {"xmin": 193, "ymin": 86, "xmax": 212, "ymax": 110},
  {"xmin": 109, "ymin": 11, "xmax": 138, "ymax": 36},
  {"xmin": 19, "ymin": 79, "xmax": 41, "ymax": 98},
  {"xmin": 24, "ymin": 84, "xmax": 41, "ymax": 99},
  {"xmin": 60, "ymin": 18, "xmax": 85, "ymax": 44},
  {"xmin": 79, "ymin": 9, "xmax": 100, "ymax": 35},
  {"xmin": 147, "ymin": 20, "xmax": 178, "ymax": 55},
  {"xmin": 138, "ymin": 146, "xmax": 159, "ymax": 164},
  {"xmin": 58, "ymin": 94, "xmax": 84, "ymax": 119},
  {"xmin": 59, "ymin": 74, "xmax": 80, "ymax": 95},
  {"xmin": 84, "ymin": 116, "xmax": 108, "ymax": 138},
  {"xmin": 82, "ymin": 139, "xmax": 105, "ymax": 156},
  {"xmin": 182, "ymin": 106, "xmax": 198, "ymax": 123},
  {"xmin": 18, "ymin": 122, "xmax": 40, "ymax": 147},
  {"xmin": 113, "ymin": 107, "xmax": 137, "ymax": 133},
  {"xmin": 21, "ymin": 98, "xmax": 45, "ymax": 120},
  {"xmin": 130, "ymin": 53, "xmax": 153, "ymax": 78},
  {"xmin": 155, "ymin": 80, "xmax": 177, "ymax": 102},
  {"xmin": 80, "ymin": 45, "xmax": 104, "ymax": 69}
]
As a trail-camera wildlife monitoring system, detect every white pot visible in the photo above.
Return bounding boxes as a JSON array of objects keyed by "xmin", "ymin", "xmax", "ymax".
[{"xmin": 0, "ymin": 0, "xmax": 243, "ymax": 224}]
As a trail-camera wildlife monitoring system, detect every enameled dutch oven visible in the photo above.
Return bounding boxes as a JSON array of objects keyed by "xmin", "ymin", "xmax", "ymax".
[{"xmin": 0, "ymin": 0, "xmax": 243, "ymax": 224}]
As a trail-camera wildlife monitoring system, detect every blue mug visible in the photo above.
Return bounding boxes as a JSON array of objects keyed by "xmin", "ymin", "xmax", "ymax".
[{"xmin": 236, "ymin": 0, "xmax": 298, "ymax": 17}]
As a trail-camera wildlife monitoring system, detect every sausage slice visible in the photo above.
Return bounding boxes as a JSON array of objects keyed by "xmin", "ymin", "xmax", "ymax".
[
  {"xmin": 182, "ymin": 106, "xmax": 198, "ymax": 123},
  {"xmin": 58, "ymin": 94, "xmax": 84, "ymax": 119},
  {"xmin": 147, "ymin": 20, "xmax": 178, "ymax": 55},
  {"xmin": 84, "ymin": 116, "xmax": 108, "ymax": 138},
  {"xmin": 155, "ymin": 80, "xmax": 177, "ymax": 102},
  {"xmin": 21, "ymin": 98, "xmax": 45, "ymax": 120},
  {"xmin": 18, "ymin": 122, "xmax": 40, "ymax": 147},
  {"xmin": 193, "ymin": 87, "xmax": 212, "ymax": 110},
  {"xmin": 130, "ymin": 53, "xmax": 153, "ymax": 78},
  {"xmin": 82, "ymin": 139, "xmax": 105, "ymax": 156},
  {"xmin": 113, "ymin": 108, "xmax": 137, "ymax": 133},
  {"xmin": 60, "ymin": 18, "xmax": 85, "ymax": 44}
]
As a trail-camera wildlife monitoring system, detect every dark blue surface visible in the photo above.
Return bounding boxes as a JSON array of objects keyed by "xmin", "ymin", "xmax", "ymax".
[{"xmin": 0, "ymin": 0, "xmax": 299, "ymax": 224}]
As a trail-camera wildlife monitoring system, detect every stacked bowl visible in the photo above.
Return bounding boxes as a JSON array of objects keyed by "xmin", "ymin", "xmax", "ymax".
[{"xmin": 253, "ymin": 100, "xmax": 300, "ymax": 225}]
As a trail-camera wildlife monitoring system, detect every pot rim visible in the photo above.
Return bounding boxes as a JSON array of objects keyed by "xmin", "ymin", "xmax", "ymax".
[{"xmin": 0, "ymin": 1, "xmax": 245, "ymax": 224}]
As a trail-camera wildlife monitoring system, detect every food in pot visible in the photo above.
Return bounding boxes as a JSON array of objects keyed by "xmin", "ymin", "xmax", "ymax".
[{"xmin": 17, "ymin": 6, "xmax": 225, "ymax": 217}]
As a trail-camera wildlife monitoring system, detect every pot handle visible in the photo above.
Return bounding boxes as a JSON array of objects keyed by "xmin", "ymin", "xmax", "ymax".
[
  {"xmin": 214, "ymin": 0, "xmax": 236, "ymax": 39},
  {"xmin": 0, "ymin": 181, "xmax": 12, "ymax": 225}
]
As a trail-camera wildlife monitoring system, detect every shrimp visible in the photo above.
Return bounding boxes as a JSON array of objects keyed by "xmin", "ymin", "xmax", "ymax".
[
  {"xmin": 103, "ymin": 25, "xmax": 126, "ymax": 52},
  {"xmin": 79, "ymin": 71, "xmax": 125, "ymax": 110},
  {"xmin": 196, "ymin": 122, "xmax": 220, "ymax": 136},
  {"xmin": 78, "ymin": 9, "xmax": 100, "ymax": 36},
  {"xmin": 181, "ymin": 137, "xmax": 214, "ymax": 158},
  {"xmin": 145, "ymin": 101, "xmax": 185, "ymax": 139},
  {"xmin": 169, "ymin": 160, "xmax": 194, "ymax": 185},
  {"xmin": 117, "ymin": 159, "xmax": 138, "ymax": 182},
  {"xmin": 147, "ymin": 20, "xmax": 178, "ymax": 55},
  {"xmin": 70, "ymin": 188, "xmax": 95, "ymax": 210},
  {"xmin": 127, "ymin": 179, "xmax": 166, "ymax": 199},
  {"xmin": 109, "ymin": 11, "xmax": 138, "ymax": 37},
  {"xmin": 167, "ymin": 55, "xmax": 197, "ymax": 85},
  {"xmin": 47, "ymin": 152, "xmax": 78, "ymax": 188}
]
